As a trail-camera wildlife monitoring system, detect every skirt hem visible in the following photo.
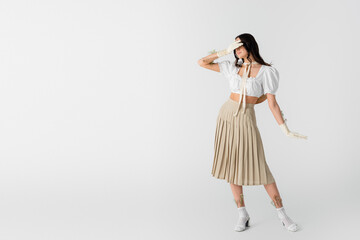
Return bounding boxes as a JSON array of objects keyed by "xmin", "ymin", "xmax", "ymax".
[{"xmin": 211, "ymin": 173, "xmax": 276, "ymax": 186}]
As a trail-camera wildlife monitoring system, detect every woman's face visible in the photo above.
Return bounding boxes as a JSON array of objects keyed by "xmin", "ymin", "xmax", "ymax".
[{"xmin": 235, "ymin": 37, "xmax": 247, "ymax": 59}]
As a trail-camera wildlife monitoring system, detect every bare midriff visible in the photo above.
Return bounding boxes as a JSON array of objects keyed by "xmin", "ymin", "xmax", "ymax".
[{"xmin": 230, "ymin": 92, "xmax": 259, "ymax": 104}]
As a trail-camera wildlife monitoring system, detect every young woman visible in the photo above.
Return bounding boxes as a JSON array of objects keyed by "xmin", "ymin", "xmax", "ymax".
[{"xmin": 197, "ymin": 33, "xmax": 307, "ymax": 232}]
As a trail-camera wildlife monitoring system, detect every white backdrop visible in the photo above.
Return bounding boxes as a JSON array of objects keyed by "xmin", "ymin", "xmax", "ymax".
[{"xmin": 0, "ymin": 0, "xmax": 359, "ymax": 239}]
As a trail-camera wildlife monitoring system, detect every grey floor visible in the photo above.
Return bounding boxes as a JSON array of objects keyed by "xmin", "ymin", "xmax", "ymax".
[{"xmin": 0, "ymin": 178, "xmax": 357, "ymax": 240}]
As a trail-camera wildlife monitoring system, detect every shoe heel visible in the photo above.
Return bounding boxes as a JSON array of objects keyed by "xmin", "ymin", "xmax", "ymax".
[{"xmin": 246, "ymin": 218, "xmax": 250, "ymax": 227}]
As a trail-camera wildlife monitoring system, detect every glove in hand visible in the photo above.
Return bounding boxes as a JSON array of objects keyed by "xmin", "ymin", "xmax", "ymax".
[
  {"xmin": 208, "ymin": 40, "xmax": 243, "ymax": 57},
  {"xmin": 279, "ymin": 110, "xmax": 308, "ymax": 140}
]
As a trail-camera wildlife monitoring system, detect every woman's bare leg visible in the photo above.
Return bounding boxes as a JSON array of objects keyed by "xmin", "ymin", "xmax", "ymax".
[
  {"xmin": 264, "ymin": 181, "xmax": 283, "ymax": 207},
  {"xmin": 231, "ymin": 183, "xmax": 250, "ymax": 231},
  {"xmin": 230, "ymin": 183, "xmax": 245, "ymax": 207},
  {"xmin": 264, "ymin": 181, "xmax": 299, "ymax": 231}
]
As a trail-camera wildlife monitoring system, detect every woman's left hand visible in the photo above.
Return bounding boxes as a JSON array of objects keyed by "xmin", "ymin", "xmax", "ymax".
[{"xmin": 279, "ymin": 122, "xmax": 308, "ymax": 140}]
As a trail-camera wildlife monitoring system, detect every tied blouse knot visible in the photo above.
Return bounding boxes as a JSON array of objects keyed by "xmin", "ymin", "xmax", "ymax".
[{"xmin": 217, "ymin": 60, "xmax": 280, "ymax": 116}]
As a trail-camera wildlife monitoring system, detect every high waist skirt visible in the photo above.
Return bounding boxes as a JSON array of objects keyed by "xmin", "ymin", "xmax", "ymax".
[{"xmin": 211, "ymin": 98, "xmax": 275, "ymax": 186}]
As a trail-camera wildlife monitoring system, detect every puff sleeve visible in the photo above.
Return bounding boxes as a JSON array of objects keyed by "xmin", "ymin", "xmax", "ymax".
[
  {"xmin": 218, "ymin": 60, "xmax": 235, "ymax": 79},
  {"xmin": 263, "ymin": 66, "xmax": 280, "ymax": 95}
]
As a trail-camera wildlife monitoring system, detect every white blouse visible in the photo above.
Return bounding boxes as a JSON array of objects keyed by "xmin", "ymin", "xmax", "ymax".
[
  {"xmin": 217, "ymin": 60, "xmax": 280, "ymax": 116},
  {"xmin": 218, "ymin": 60, "xmax": 280, "ymax": 97}
]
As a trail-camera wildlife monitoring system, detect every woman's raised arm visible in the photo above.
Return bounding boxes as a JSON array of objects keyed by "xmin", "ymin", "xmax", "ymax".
[
  {"xmin": 198, "ymin": 40, "xmax": 243, "ymax": 72},
  {"xmin": 197, "ymin": 52, "xmax": 221, "ymax": 72}
]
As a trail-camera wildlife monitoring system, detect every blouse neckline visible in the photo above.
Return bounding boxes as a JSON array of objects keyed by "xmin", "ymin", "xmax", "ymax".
[{"xmin": 236, "ymin": 64, "xmax": 265, "ymax": 79}]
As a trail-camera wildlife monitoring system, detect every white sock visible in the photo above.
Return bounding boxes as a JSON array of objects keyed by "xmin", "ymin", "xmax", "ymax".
[
  {"xmin": 276, "ymin": 207, "xmax": 298, "ymax": 232},
  {"xmin": 234, "ymin": 207, "xmax": 250, "ymax": 231}
]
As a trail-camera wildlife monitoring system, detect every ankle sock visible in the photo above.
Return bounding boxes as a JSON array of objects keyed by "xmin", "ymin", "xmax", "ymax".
[{"xmin": 238, "ymin": 206, "xmax": 249, "ymax": 216}]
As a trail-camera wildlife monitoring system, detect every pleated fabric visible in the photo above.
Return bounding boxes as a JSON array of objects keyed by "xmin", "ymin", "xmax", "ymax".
[{"xmin": 211, "ymin": 98, "xmax": 276, "ymax": 186}]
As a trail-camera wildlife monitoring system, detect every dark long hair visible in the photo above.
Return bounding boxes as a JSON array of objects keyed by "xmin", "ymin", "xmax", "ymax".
[{"xmin": 233, "ymin": 33, "xmax": 272, "ymax": 70}]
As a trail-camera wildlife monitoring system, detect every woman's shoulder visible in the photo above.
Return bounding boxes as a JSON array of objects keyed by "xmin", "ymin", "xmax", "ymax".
[
  {"xmin": 218, "ymin": 60, "xmax": 238, "ymax": 74},
  {"xmin": 260, "ymin": 64, "xmax": 280, "ymax": 81},
  {"xmin": 261, "ymin": 64, "xmax": 279, "ymax": 76},
  {"xmin": 226, "ymin": 60, "xmax": 238, "ymax": 69}
]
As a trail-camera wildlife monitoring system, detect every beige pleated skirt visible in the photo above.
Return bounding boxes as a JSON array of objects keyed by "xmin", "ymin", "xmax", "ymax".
[{"xmin": 211, "ymin": 98, "xmax": 276, "ymax": 186}]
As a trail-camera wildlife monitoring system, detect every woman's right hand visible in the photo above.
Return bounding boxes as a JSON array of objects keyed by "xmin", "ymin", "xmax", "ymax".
[{"xmin": 217, "ymin": 40, "xmax": 243, "ymax": 57}]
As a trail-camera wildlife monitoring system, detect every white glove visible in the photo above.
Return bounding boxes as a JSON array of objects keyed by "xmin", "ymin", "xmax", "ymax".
[
  {"xmin": 213, "ymin": 40, "xmax": 243, "ymax": 57},
  {"xmin": 279, "ymin": 110, "xmax": 308, "ymax": 140}
]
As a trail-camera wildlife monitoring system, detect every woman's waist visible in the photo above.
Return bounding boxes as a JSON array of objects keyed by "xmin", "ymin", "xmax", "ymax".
[{"xmin": 229, "ymin": 92, "xmax": 259, "ymax": 104}]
